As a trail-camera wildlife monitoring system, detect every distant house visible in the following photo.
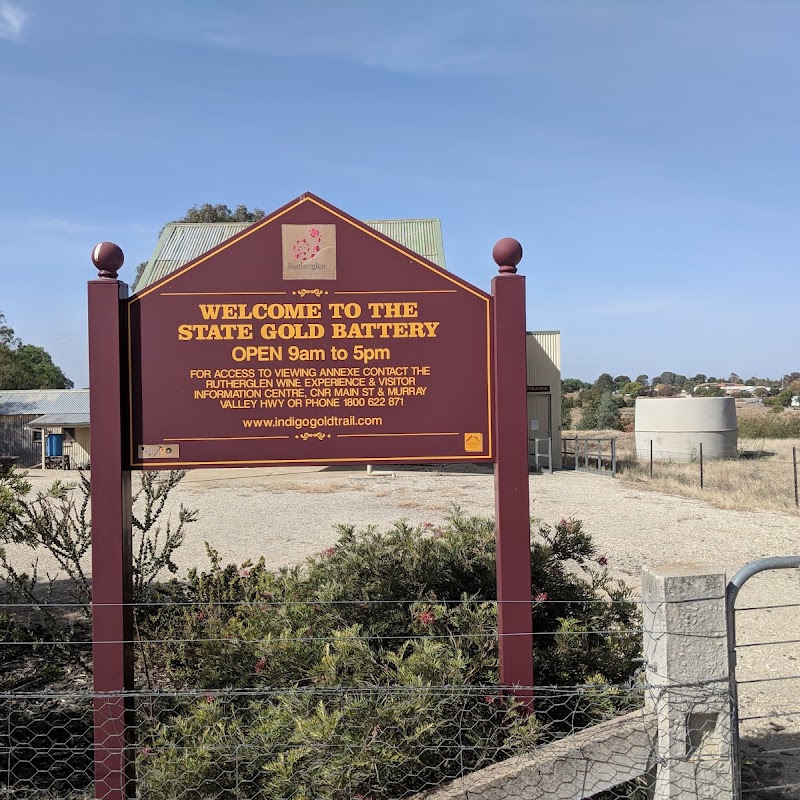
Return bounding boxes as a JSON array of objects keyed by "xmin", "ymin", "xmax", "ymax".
[
  {"xmin": 0, "ymin": 390, "xmax": 90, "ymax": 468},
  {"xmin": 693, "ymin": 383, "xmax": 770, "ymax": 397}
]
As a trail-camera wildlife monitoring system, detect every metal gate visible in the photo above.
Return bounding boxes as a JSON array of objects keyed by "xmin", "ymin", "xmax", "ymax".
[
  {"xmin": 727, "ymin": 556, "xmax": 800, "ymax": 798},
  {"xmin": 561, "ymin": 436, "xmax": 617, "ymax": 477}
]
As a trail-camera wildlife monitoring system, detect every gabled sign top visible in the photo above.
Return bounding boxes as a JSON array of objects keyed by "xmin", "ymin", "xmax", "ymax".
[{"xmin": 133, "ymin": 192, "xmax": 489, "ymax": 303}]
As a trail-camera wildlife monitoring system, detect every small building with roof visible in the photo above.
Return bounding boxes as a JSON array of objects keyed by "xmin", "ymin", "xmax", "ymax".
[{"xmin": 0, "ymin": 389, "xmax": 90, "ymax": 469}]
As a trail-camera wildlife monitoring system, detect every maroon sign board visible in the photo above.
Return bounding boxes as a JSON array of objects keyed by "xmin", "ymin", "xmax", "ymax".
[{"xmin": 127, "ymin": 193, "xmax": 492, "ymax": 469}]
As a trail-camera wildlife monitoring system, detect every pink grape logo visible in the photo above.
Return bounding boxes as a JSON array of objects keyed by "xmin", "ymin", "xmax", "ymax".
[{"xmin": 293, "ymin": 228, "xmax": 323, "ymax": 261}]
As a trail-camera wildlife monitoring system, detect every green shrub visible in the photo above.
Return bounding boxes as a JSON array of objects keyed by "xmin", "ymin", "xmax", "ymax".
[
  {"xmin": 561, "ymin": 394, "xmax": 575, "ymax": 430},
  {"xmin": 738, "ymin": 413, "xmax": 800, "ymax": 439},
  {"xmin": 136, "ymin": 511, "xmax": 641, "ymax": 799}
]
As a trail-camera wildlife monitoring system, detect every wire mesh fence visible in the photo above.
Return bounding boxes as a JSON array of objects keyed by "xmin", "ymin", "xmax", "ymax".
[
  {"xmin": 0, "ymin": 594, "xmax": 655, "ymax": 799},
  {"xmin": 0, "ymin": 686, "xmax": 658, "ymax": 800},
  {"xmin": 0, "ymin": 592, "xmax": 753, "ymax": 800},
  {"xmin": 733, "ymin": 593, "xmax": 800, "ymax": 799}
]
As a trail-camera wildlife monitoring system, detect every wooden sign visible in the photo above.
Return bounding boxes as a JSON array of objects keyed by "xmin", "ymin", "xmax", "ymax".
[{"xmin": 126, "ymin": 194, "xmax": 492, "ymax": 469}]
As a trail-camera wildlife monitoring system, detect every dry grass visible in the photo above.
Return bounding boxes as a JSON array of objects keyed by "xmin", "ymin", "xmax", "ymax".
[
  {"xmin": 616, "ymin": 435, "xmax": 800, "ymax": 515},
  {"xmin": 566, "ymin": 402, "xmax": 800, "ymax": 514}
]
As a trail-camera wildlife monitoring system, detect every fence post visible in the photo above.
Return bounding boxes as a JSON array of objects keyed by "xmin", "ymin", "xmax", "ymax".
[
  {"xmin": 491, "ymin": 238, "xmax": 534, "ymax": 707},
  {"xmin": 88, "ymin": 243, "xmax": 135, "ymax": 799},
  {"xmin": 611, "ymin": 438, "xmax": 617, "ymax": 478},
  {"xmin": 793, "ymin": 446, "xmax": 798, "ymax": 508},
  {"xmin": 650, "ymin": 439, "xmax": 653, "ymax": 479},
  {"xmin": 642, "ymin": 564, "xmax": 735, "ymax": 799},
  {"xmin": 700, "ymin": 442, "xmax": 704, "ymax": 490}
]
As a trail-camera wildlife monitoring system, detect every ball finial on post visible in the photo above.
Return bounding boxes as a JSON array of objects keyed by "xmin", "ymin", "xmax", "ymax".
[
  {"xmin": 91, "ymin": 242, "xmax": 125, "ymax": 279},
  {"xmin": 492, "ymin": 238, "xmax": 523, "ymax": 275}
]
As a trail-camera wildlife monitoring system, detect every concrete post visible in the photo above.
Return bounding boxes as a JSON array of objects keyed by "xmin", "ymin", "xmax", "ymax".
[{"xmin": 643, "ymin": 565, "xmax": 735, "ymax": 799}]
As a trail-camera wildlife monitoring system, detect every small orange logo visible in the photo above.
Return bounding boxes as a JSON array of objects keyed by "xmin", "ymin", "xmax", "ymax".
[{"xmin": 464, "ymin": 433, "xmax": 483, "ymax": 453}]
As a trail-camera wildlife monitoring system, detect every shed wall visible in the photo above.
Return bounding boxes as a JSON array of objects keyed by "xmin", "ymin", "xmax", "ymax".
[
  {"xmin": 526, "ymin": 332, "xmax": 562, "ymax": 469},
  {"xmin": 72, "ymin": 427, "xmax": 91, "ymax": 466},
  {"xmin": 0, "ymin": 415, "xmax": 40, "ymax": 467}
]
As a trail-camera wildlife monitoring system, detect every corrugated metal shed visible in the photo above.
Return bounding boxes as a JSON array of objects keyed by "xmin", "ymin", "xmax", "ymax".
[
  {"xmin": 0, "ymin": 390, "xmax": 90, "ymax": 416},
  {"xmin": 133, "ymin": 219, "xmax": 446, "ymax": 292},
  {"xmin": 0, "ymin": 392, "xmax": 91, "ymax": 468}
]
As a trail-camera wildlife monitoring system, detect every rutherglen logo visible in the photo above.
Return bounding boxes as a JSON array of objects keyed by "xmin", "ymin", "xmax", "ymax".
[{"xmin": 282, "ymin": 224, "xmax": 336, "ymax": 280}]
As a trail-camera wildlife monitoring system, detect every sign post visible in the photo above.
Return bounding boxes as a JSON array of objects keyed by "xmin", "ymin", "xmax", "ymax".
[
  {"xmin": 88, "ymin": 243, "xmax": 135, "ymax": 798},
  {"xmin": 491, "ymin": 239, "xmax": 534, "ymax": 705}
]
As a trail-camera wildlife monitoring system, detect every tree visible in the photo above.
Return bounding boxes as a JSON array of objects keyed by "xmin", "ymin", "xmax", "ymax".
[
  {"xmin": 577, "ymin": 392, "xmax": 599, "ymax": 430},
  {"xmin": 635, "ymin": 375, "xmax": 648, "ymax": 386},
  {"xmin": 659, "ymin": 371, "xmax": 677, "ymax": 386},
  {"xmin": 694, "ymin": 385, "xmax": 724, "ymax": 397},
  {"xmin": 593, "ymin": 373, "xmax": 615, "ymax": 393},
  {"xmin": 0, "ymin": 312, "xmax": 73, "ymax": 390},
  {"xmin": 728, "ymin": 373, "xmax": 742, "ymax": 385},
  {"xmin": 620, "ymin": 381, "xmax": 643, "ymax": 397},
  {"xmin": 134, "ymin": 203, "xmax": 267, "ymax": 286},
  {"xmin": 178, "ymin": 203, "xmax": 266, "ymax": 224},
  {"xmin": 654, "ymin": 371, "xmax": 686, "ymax": 388},
  {"xmin": 561, "ymin": 378, "xmax": 587, "ymax": 393},
  {"xmin": 691, "ymin": 374, "xmax": 707, "ymax": 384},
  {"xmin": 595, "ymin": 391, "xmax": 623, "ymax": 430},
  {"xmin": 560, "ymin": 395, "xmax": 574, "ymax": 430}
]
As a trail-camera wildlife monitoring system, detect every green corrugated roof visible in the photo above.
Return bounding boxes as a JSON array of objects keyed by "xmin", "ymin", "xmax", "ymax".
[
  {"xmin": 363, "ymin": 219, "xmax": 446, "ymax": 270},
  {"xmin": 132, "ymin": 218, "xmax": 446, "ymax": 292}
]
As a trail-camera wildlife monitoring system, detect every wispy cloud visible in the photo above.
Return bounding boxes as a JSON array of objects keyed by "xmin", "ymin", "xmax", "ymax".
[
  {"xmin": 184, "ymin": 3, "xmax": 525, "ymax": 78},
  {"xmin": 0, "ymin": 0, "xmax": 26, "ymax": 41}
]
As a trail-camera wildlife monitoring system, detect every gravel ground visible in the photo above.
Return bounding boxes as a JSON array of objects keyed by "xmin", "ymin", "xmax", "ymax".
[{"xmin": 5, "ymin": 465, "xmax": 799, "ymax": 792}]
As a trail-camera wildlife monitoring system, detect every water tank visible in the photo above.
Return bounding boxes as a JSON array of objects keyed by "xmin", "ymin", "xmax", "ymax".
[
  {"xmin": 46, "ymin": 433, "xmax": 64, "ymax": 458},
  {"xmin": 635, "ymin": 397, "xmax": 737, "ymax": 462}
]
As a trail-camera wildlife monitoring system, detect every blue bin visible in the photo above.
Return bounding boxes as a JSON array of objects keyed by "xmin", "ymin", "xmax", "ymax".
[{"xmin": 46, "ymin": 433, "xmax": 63, "ymax": 458}]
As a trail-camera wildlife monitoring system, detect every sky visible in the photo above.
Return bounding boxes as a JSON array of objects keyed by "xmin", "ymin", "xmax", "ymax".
[{"xmin": 1, "ymin": 0, "xmax": 798, "ymax": 387}]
